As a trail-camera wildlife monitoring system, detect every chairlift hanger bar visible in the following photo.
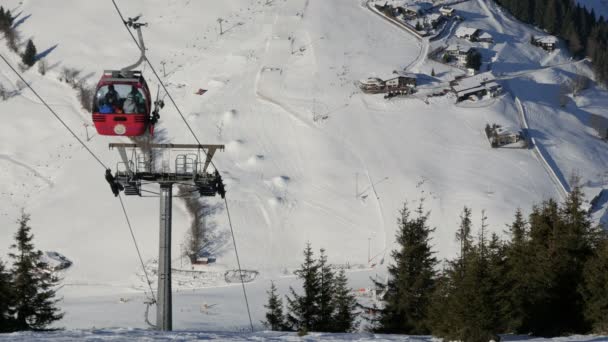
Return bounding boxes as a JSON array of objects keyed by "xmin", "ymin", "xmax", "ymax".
[{"xmin": 109, "ymin": 143, "xmax": 225, "ymax": 150}]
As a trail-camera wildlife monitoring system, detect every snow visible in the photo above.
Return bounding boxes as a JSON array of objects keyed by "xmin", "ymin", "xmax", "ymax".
[
  {"xmin": 0, "ymin": 0, "xmax": 607, "ymax": 335},
  {"xmin": 455, "ymin": 26, "xmax": 480, "ymax": 38},
  {"xmin": 1, "ymin": 330, "xmax": 606, "ymax": 341},
  {"xmin": 535, "ymin": 36, "xmax": 559, "ymax": 45}
]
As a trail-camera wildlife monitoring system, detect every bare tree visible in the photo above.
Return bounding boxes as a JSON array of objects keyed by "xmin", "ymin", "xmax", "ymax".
[
  {"xmin": 217, "ymin": 18, "xmax": 224, "ymax": 35},
  {"xmin": 559, "ymin": 83, "xmax": 570, "ymax": 107},
  {"xmin": 0, "ymin": 83, "xmax": 7, "ymax": 101},
  {"xmin": 37, "ymin": 58, "xmax": 48, "ymax": 75},
  {"xmin": 571, "ymin": 73, "xmax": 589, "ymax": 97}
]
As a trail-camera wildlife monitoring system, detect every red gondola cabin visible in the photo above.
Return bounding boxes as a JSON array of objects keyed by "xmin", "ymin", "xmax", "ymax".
[{"xmin": 92, "ymin": 70, "xmax": 153, "ymax": 136}]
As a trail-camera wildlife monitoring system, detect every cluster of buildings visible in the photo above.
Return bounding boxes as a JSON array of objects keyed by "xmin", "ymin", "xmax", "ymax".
[
  {"xmin": 359, "ymin": 72, "xmax": 417, "ymax": 95},
  {"xmin": 375, "ymin": 2, "xmax": 457, "ymax": 32}
]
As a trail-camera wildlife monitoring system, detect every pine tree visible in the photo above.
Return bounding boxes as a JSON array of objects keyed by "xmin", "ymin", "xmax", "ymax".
[
  {"xmin": 332, "ymin": 269, "xmax": 358, "ymax": 332},
  {"xmin": 502, "ymin": 209, "xmax": 533, "ymax": 333},
  {"xmin": 316, "ymin": 248, "xmax": 335, "ymax": 332},
  {"xmin": 456, "ymin": 206, "xmax": 473, "ymax": 262},
  {"xmin": 431, "ymin": 211, "xmax": 500, "ymax": 342},
  {"xmin": 375, "ymin": 201, "xmax": 437, "ymax": 334},
  {"xmin": 0, "ymin": 259, "xmax": 15, "ymax": 332},
  {"xmin": 286, "ymin": 243, "xmax": 320, "ymax": 332},
  {"xmin": 21, "ymin": 39, "xmax": 37, "ymax": 67},
  {"xmin": 523, "ymin": 186, "xmax": 596, "ymax": 336},
  {"xmin": 431, "ymin": 68, "xmax": 436, "ymax": 77},
  {"xmin": 581, "ymin": 236, "xmax": 608, "ymax": 333},
  {"xmin": 9, "ymin": 212, "xmax": 63, "ymax": 331},
  {"xmin": 263, "ymin": 281, "xmax": 287, "ymax": 331}
]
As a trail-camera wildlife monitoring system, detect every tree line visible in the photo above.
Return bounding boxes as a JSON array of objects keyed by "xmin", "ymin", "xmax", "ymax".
[
  {"xmin": 0, "ymin": 6, "xmax": 38, "ymax": 68},
  {"xmin": 493, "ymin": 0, "xmax": 608, "ymax": 86},
  {"xmin": 0, "ymin": 212, "xmax": 63, "ymax": 332},
  {"xmin": 363, "ymin": 181, "xmax": 607, "ymax": 341}
]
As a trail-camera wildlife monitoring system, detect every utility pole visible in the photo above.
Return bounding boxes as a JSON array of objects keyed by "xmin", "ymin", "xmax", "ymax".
[
  {"xmin": 368, "ymin": 237, "xmax": 371, "ymax": 263},
  {"xmin": 108, "ymin": 143, "xmax": 225, "ymax": 331}
]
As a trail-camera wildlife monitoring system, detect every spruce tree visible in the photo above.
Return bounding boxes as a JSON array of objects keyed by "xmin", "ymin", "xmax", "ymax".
[
  {"xmin": 316, "ymin": 248, "xmax": 335, "ymax": 332},
  {"xmin": 21, "ymin": 39, "xmax": 37, "ymax": 67},
  {"xmin": 286, "ymin": 243, "xmax": 320, "ymax": 332},
  {"xmin": 332, "ymin": 269, "xmax": 358, "ymax": 332},
  {"xmin": 263, "ymin": 281, "xmax": 286, "ymax": 331},
  {"xmin": 502, "ymin": 209, "xmax": 533, "ymax": 333},
  {"xmin": 9, "ymin": 212, "xmax": 63, "ymax": 331},
  {"xmin": 375, "ymin": 201, "xmax": 437, "ymax": 334},
  {"xmin": 0, "ymin": 259, "xmax": 15, "ymax": 332},
  {"xmin": 456, "ymin": 206, "xmax": 473, "ymax": 262},
  {"xmin": 524, "ymin": 187, "xmax": 596, "ymax": 336},
  {"xmin": 581, "ymin": 236, "xmax": 608, "ymax": 333},
  {"xmin": 431, "ymin": 211, "xmax": 500, "ymax": 342}
]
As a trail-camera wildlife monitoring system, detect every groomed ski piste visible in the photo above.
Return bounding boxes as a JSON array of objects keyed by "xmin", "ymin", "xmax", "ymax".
[{"xmin": 1, "ymin": 0, "xmax": 608, "ymax": 339}]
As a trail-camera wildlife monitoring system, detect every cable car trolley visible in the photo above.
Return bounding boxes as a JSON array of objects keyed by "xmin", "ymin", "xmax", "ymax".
[{"xmin": 92, "ymin": 16, "xmax": 161, "ymax": 136}]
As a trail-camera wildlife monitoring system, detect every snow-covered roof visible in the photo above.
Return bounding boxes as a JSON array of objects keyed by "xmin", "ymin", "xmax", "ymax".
[
  {"xmin": 535, "ymin": 35, "xmax": 558, "ymax": 45},
  {"xmin": 495, "ymin": 126, "xmax": 519, "ymax": 136},
  {"xmin": 428, "ymin": 13, "xmax": 442, "ymax": 22},
  {"xmin": 452, "ymin": 72, "xmax": 496, "ymax": 93},
  {"xmin": 440, "ymin": 6, "xmax": 455, "ymax": 14},
  {"xmin": 405, "ymin": 2, "xmax": 433, "ymax": 12},
  {"xmin": 455, "ymin": 85, "xmax": 486, "ymax": 97},
  {"xmin": 485, "ymin": 81, "xmax": 501, "ymax": 90},
  {"xmin": 360, "ymin": 77, "xmax": 384, "ymax": 86},
  {"xmin": 446, "ymin": 44, "xmax": 472, "ymax": 54},
  {"xmin": 394, "ymin": 70, "xmax": 417, "ymax": 79},
  {"xmin": 478, "ymin": 32, "xmax": 493, "ymax": 40},
  {"xmin": 455, "ymin": 27, "xmax": 480, "ymax": 38}
]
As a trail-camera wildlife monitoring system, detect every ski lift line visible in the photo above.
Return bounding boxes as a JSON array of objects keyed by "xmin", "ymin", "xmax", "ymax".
[
  {"xmin": 110, "ymin": 3, "xmax": 254, "ymax": 332},
  {"xmin": 111, "ymin": 0, "xmax": 204, "ymax": 148},
  {"xmin": 118, "ymin": 194, "xmax": 157, "ymax": 304},
  {"xmin": 224, "ymin": 196, "xmax": 254, "ymax": 332},
  {"xmin": 0, "ymin": 53, "xmax": 108, "ymax": 170}
]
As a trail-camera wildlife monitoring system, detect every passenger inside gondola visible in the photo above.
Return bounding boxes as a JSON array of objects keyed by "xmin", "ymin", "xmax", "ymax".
[
  {"xmin": 123, "ymin": 86, "xmax": 145, "ymax": 114},
  {"xmin": 94, "ymin": 84, "xmax": 147, "ymax": 114}
]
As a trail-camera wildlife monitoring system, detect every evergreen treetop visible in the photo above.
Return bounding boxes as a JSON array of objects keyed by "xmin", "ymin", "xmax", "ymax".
[
  {"xmin": 22, "ymin": 39, "xmax": 37, "ymax": 67},
  {"xmin": 263, "ymin": 281, "xmax": 286, "ymax": 331},
  {"xmin": 9, "ymin": 212, "xmax": 63, "ymax": 331},
  {"xmin": 286, "ymin": 243, "xmax": 321, "ymax": 331},
  {"xmin": 376, "ymin": 201, "xmax": 437, "ymax": 334},
  {"xmin": 332, "ymin": 269, "xmax": 359, "ymax": 333}
]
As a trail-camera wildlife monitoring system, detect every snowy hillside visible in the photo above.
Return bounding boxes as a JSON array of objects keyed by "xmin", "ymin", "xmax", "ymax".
[{"xmin": 1, "ymin": 0, "xmax": 608, "ymax": 332}]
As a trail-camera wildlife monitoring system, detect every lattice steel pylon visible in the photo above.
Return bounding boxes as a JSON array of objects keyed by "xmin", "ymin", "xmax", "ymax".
[{"xmin": 106, "ymin": 143, "xmax": 225, "ymax": 331}]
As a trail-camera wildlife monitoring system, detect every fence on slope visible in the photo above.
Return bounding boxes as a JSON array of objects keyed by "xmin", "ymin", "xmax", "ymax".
[{"xmin": 515, "ymin": 97, "xmax": 569, "ymax": 200}]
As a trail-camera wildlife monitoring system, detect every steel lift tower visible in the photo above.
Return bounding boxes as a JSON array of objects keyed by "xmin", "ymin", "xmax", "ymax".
[{"xmin": 107, "ymin": 143, "xmax": 225, "ymax": 331}]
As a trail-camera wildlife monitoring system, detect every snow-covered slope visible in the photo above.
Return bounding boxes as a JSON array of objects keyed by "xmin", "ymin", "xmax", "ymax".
[{"xmin": 1, "ymin": 0, "xmax": 607, "ymax": 331}]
